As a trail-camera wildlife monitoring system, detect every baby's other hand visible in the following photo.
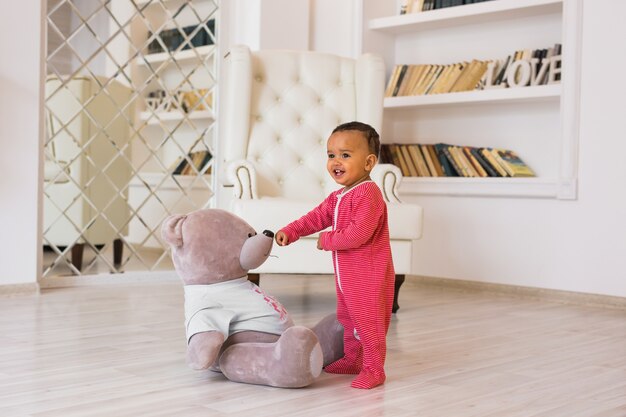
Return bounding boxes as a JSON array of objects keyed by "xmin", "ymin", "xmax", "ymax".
[{"xmin": 275, "ymin": 230, "xmax": 289, "ymax": 246}]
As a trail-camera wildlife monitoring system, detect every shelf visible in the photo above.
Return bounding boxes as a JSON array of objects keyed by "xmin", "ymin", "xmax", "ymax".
[
  {"xmin": 130, "ymin": 172, "xmax": 213, "ymax": 191},
  {"xmin": 369, "ymin": 0, "xmax": 563, "ymax": 34},
  {"xmin": 139, "ymin": 109, "xmax": 214, "ymax": 124},
  {"xmin": 384, "ymin": 84, "xmax": 561, "ymax": 109},
  {"xmin": 136, "ymin": 44, "xmax": 215, "ymax": 66},
  {"xmin": 135, "ymin": 0, "xmax": 188, "ymax": 7},
  {"xmin": 398, "ymin": 176, "xmax": 560, "ymax": 198}
]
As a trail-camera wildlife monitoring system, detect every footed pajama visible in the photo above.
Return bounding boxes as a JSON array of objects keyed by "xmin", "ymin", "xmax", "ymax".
[{"xmin": 281, "ymin": 181, "xmax": 395, "ymax": 389}]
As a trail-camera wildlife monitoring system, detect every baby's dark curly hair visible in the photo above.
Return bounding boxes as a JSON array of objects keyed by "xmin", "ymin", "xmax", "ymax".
[{"xmin": 332, "ymin": 121, "xmax": 380, "ymax": 158}]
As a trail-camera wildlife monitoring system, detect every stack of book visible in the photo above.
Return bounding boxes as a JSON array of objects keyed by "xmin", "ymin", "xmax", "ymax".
[
  {"xmin": 170, "ymin": 150, "xmax": 212, "ymax": 176},
  {"xmin": 385, "ymin": 44, "xmax": 562, "ymax": 97},
  {"xmin": 385, "ymin": 60, "xmax": 488, "ymax": 97},
  {"xmin": 400, "ymin": 0, "xmax": 493, "ymax": 15},
  {"xmin": 380, "ymin": 144, "xmax": 535, "ymax": 178},
  {"xmin": 147, "ymin": 20, "xmax": 215, "ymax": 54}
]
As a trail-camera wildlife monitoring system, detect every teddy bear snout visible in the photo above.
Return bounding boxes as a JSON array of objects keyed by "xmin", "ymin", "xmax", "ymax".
[{"xmin": 239, "ymin": 229, "xmax": 274, "ymax": 271}]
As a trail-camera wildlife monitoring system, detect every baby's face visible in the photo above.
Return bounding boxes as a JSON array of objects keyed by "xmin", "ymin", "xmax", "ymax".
[{"xmin": 326, "ymin": 130, "xmax": 376, "ymax": 190}]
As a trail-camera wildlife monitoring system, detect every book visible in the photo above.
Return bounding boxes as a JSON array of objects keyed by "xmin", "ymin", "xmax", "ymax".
[
  {"xmin": 450, "ymin": 60, "xmax": 488, "ymax": 92},
  {"xmin": 392, "ymin": 65, "xmax": 409, "ymax": 96},
  {"xmin": 388, "ymin": 144, "xmax": 412, "ymax": 176},
  {"xmin": 398, "ymin": 65, "xmax": 421, "ymax": 96},
  {"xmin": 470, "ymin": 147, "xmax": 500, "ymax": 177},
  {"xmin": 385, "ymin": 65, "xmax": 401, "ymax": 97},
  {"xmin": 424, "ymin": 144, "xmax": 444, "ymax": 176},
  {"xmin": 450, "ymin": 145, "xmax": 474, "ymax": 177},
  {"xmin": 442, "ymin": 62, "xmax": 466, "ymax": 93},
  {"xmin": 420, "ymin": 144, "xmax": 439, "ymax": 177},
  {"xmin": 408, "ymin": 0, "xmax": 425, "ymax": 13},
  {"xmin": 449, "ymin": 60, "xmax": 480, "ymax": 92},
  {"xmin": 455, "ymin": 145, "xmax": 479, "ymax": 177},
  {"xmin": 410, "ymin": 64, "xmax": 433, "ymax": 95},
  {"xmin": 493, "ymin": 149, "xmax": 535, "ymax": 177},
  {"xmin": 416, "ymin": 65, "xmax": 440, "ymax": 95},
  {"xmin": 480, "ymin": 148, "xmax": 508, "ymax": 177},
  {"xmin": 399, "ymin": 144, "xmax": 420, "ymax": 177},
  {"xmin": 172, "ymin": 150, "xmax": 212, "ymax": 175},
  {"xmin": 434, "ymin": 143, "xmax": 458, "ymax": 176},
  {"xmin": 463, "ymin": 146, "xmax": 488, "ymax": 177},
  {"xmin": 441, "ymin": 145, "xmax": 463, "ymax": 176},
  {"xmin": 408, "ymin": 144, "xmax": 431, "ymax": 176},
  {"xmin": 429, "ymin": 63, "xmax": 454, "ymax": 94},
  {"xmin": 405, "ymin": 65, "xmax": 427, "ymax": 95}
]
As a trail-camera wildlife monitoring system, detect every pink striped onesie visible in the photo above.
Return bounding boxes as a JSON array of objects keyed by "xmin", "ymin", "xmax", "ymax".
[{"xmin": 280, "ymin": 180, "xmax": 395, "ymax": 389}]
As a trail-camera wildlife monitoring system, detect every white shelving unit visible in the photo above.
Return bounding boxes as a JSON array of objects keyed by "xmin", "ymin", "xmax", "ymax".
[
  {"xmin": 127, "ymin": 0, "xmax": 219, "ymax": 246},
  {"xmin": 384, "ymin": 83, "xmax": 561, "ymax": 108},
  {"xmin": 360, "ymin": 0, "xmax": 581, "ymax": 199},
  {"xmin": 136, "ymin": 44, "xmax": 215, "ymax": 66},
  {"xmin": 139, "ymin": 109, "xmax": 214, "ymax": 124},
  {"xmin": 369, "ymin": 0, "xmax": 563, "ymax": 33},
  {"xmin": 129, "ymin": 0, "xmax": 217, "ymax": 174}
]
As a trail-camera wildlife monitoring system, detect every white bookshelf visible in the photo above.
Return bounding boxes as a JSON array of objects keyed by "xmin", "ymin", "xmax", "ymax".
[
  {"xmin": 384, "ymin": 83, "xmax": 561, "ymax": 109},
  {"xmin": 139, "ymin": 109, "xmax": 215, "ymax": 124},
  {"xmin": 127, "ymin": 0, "xmax": 219, "ymax": 247},
  {"xmin": 361, "ymin": 0, "xmax": 581, "ymax": 199},
  {"xmin": 136, "ymin": 44, "xmax": 215, "ymax": 66},
  {"xmin": 369, "ymin": 0, "xmax": 562, "ymax": 33}
]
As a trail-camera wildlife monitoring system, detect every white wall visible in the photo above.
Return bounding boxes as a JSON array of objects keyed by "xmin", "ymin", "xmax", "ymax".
[
  {"xmin": 0, "ymin": 1, "xmax": 43, "ymax": 286},
  {"xmin": 230, "ymin": 0, "xmax": 310, "ymax": 50},
  {"xmin": 1, "ymin": 0, "xmax": 624, "ymax": 298},
  {"xmin": 309, "ymin": 0, "xmax": 358, "ymax": 57}
]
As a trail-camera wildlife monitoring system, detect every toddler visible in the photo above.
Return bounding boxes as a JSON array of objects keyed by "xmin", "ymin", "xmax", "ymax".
[{"xmin": 275, "ymin": 121, "xmax": 395, "ymax": 389}]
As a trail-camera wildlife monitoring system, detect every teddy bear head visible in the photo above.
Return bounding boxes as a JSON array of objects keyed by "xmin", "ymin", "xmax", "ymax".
[{"xmin": 161, "ymin": 209, "xmax": 274, "ymax": 285}]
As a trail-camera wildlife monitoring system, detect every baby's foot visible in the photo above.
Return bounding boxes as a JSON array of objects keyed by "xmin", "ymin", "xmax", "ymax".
[
  {"xmin": 350, "ymin": 368, "xmax": 386, "ymax": 389},
  {"xmin": 324, "ymin": 357, "xmax": 362, "ymax": 375}
]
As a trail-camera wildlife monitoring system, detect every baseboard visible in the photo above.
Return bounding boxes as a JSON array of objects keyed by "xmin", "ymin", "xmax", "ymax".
[
  {"xmin": 39, "ymin": 270, "xmax": 179, "ymax": 288},
  {"xmin": 407, "ymin": 275, "xmax": 626, "ymax": 310},
  {"xmin": 0, "ymin": 282, "xmax": 40, "ymax": 297}
]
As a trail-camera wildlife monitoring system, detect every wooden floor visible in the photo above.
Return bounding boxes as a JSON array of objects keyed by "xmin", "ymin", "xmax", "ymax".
[{"xmin": 1, "ymin": 275, "xmax": 624, "ymax": 417}]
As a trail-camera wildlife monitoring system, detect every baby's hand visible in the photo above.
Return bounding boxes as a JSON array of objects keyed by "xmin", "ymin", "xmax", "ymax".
[{"xmin": 275, "ymin": 230, "xmax": 289, "ymax": 246}]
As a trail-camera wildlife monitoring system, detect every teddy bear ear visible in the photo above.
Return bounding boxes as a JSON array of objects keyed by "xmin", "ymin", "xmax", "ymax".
[{"xmin": 161, "ymin": 214, "xmax": 187, "ymax": 247}]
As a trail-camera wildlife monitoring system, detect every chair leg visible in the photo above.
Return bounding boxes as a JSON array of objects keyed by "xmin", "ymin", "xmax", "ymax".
[
  {"xmin": 248, "ymin": 273, "xmax": 260, "ymax": 286},
  {"xmin": 393, "ymin": 274, "xmax": 405, "ymax": 314},
  {"xmin": 71, "ymin": 243, "xmax": 85, "ymax": 271},
  {"xmin": 113, "ymin": 238, "xmax": 123, "ymax": 265}
]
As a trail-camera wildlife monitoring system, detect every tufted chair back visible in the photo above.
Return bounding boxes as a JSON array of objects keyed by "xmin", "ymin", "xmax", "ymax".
[{"xmin": 221, "ymin": 45, "xmax": 385, "ymax": 201}]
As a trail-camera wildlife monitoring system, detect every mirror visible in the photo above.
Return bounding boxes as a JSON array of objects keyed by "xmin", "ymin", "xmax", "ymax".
[{"xmin": 43, "ymin": 0, "xmax": 219, "ymax": 277}]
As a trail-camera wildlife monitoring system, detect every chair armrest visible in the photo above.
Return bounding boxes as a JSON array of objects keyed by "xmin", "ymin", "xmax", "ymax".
[
  {"xmin": 372, "ymin": 163, "xmax": 403, "ymax": 203},
  {"xmin": 222, "ymin": 159, "xmax": 258, "ymax": 200}
]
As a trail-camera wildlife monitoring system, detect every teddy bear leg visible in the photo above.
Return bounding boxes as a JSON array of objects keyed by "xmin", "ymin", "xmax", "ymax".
[
  {"xmin": 311, "ymin": 313, "xmax": 345, "ymax": 367},
  {"xmin": 187, "ymin": 331, "xmax": 225, "ymax": 370},
  {"xmin": 218, "ymin": 326, "xmax": 323, "ymax": 388},
  {"xmin": 210, "ymin": 331, "xmax": 281, "ymax": 372}
]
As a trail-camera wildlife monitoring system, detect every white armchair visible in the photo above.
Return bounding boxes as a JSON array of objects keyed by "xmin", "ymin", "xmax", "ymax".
[
  {"xmin": 220, "ymin": 46, "xmax": 423, "ymax": 312},
  {"xmin": 44, "ymin": 75, "xmax": 133, "ymax": 272}
]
